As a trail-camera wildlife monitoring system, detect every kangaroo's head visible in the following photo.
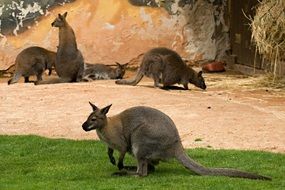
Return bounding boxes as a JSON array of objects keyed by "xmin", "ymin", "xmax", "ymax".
[
  {"xmin": 115, "ymin": 62, "xmax": 128, "ymax": 79},
  {"xmin": 82, "ymin": 102, "xmax": 112, "ymax": 131},
  {"xmin": 193, "ymin": 71, "xmax": 207, "ymax": 90},
  {"xmin": 51, "ymin": 12, "xmax": 68, "ymax": 27}
]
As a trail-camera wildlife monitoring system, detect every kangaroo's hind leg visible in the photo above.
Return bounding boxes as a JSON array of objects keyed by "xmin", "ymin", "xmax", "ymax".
[
  {"xmin": 183, "ymin": 83, "xmax": 189, "ymax": 90},
  {"xmin": 24, "ymin": 76, "xmax": 30, "ymax": 83},
  {"xmin": 34, "ymin": 77, "xmax": 72, "ymax": 85},
  {"xmin": 136, "ymin": 159, "xmax": 148, "ymax": 176},
  {"xmin": 111, "ymin": 159, "xmax": 148, "ymax": 177},
  {"xmin": 32, "ymin": 61, "xmax": 45, "ymax": 83},
  {"xmin": 152, "ymin": 73, "xmax": 162, "ymax": 88},
  {"xmin": 35, "ymin": 72, "xmax": 43, "ymax": 82}
]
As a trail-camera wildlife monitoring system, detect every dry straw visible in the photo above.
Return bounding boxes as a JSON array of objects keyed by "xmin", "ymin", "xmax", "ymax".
[{"xmin": 250, "ymin": 0, "xmax": 285, "ymax": 79}]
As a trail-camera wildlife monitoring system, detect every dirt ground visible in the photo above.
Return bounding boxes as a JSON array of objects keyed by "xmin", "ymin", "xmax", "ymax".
[{"xmin": 0, "ymin": 70, "xmax": 285, "ymax": 153}]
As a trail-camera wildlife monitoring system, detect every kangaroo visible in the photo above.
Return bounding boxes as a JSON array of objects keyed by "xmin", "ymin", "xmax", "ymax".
[
  {"xmin": 7, "ymin": 46, "xmax": 55, "ymax": 85},
  {"xmin": 82, "ymin": 62, "xmax": 128, "ymax": 81},
  {"xmin": 116, "ymin": 47, "xmax": 206, "ymax": 90},
  {"xmin": 82, "ymin": 103, "xmax": 271, "ymax": 180},
  {"xmin": 35, "ymin": 12, "xmax": 84, "ymax": 85}
]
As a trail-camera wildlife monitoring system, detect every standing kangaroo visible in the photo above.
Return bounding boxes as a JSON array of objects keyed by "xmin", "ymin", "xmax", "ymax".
[
  {"xmin": 116, "ymin": 47, "xmax": 206, "ymax": 90},
  {"xmin": 35, "ymin": 12, "xmax": 84, "ymax": 85},
  {"xmin": 7, "ymin": 46, "xmax": 55, "ymax": 85},
  {"xmin": 82, "ymin": 103, "xmax": 271, "ymax": 180},
  {"xmin": 83, "ymin": 62, "xmax": 128, "ymax": 81}
]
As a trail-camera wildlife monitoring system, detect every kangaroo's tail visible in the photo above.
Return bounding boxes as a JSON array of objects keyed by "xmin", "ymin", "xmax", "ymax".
[
  {"xmin": 8, "ymin": 72, "xmax": 21, "ymax": 85},
  {"xmin": 175, "ymin": 146, "xmax": 271, "ymax": 180},
  {"xmin": 115, "ymin": 69, "xmax": 143, "ymax": 86}
]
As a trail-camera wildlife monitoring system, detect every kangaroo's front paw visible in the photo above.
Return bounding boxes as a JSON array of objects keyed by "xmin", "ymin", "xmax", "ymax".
[{"xmin": 109, "ymin": 156, "xmax": 116, "ymax": 166}]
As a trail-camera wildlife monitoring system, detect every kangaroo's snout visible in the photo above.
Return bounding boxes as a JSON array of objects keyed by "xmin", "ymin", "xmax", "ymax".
[
  {"xmin": 82, "ymin": 121, "xmax": 92, "ymax": 132},
  {"xmin": 51, "ymin": 22, "xmax": 55, "ymax": 27}
]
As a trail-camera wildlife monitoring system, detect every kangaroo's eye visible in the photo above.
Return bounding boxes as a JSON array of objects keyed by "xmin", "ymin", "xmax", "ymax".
[{"xmin": 91, "ymin": 117, "xmax": 96, "ymax": 121}]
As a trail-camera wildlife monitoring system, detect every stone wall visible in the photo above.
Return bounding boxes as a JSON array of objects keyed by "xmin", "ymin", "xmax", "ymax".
[{"xmin": 0, "ymin": 0, "xmax": 229, "ymax": 70}]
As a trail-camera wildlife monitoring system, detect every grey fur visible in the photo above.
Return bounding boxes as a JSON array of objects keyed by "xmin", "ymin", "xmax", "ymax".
[
  {"xmin": 82, "ymin": 103, "xmax": 271, "ymax": 180},
  {"xmin": 116, "ymin": 47, "xmax": 206, "ymax": 90},
  {"xmin": 7, "ymin": 46, "xmax": 55, "ymax": 85},
  {"xmin": 83, "ymin": 62, "xmax": 128, "ymax": 81},
  {"xmin": 35, "ymin": 12, "xmax": 84, "ymax": 85}
]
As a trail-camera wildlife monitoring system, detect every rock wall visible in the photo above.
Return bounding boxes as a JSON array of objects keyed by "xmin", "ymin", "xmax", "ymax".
[
  {"xmin": 0, "ymin": 0, "xmax": 74, "ymax": 35},
  {"xmin": 0, "ymin": 0, "xmax": 229, "ymax": 70}
]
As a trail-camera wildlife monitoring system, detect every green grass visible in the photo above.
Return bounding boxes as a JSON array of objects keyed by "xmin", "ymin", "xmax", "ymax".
[{"xmin": 0, "ymin": 135, "xmax": 284, "ymax": 190}]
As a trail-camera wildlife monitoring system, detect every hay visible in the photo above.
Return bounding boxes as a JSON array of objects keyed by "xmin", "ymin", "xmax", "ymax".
[
  {"xmin": 205, "ymin": 71, "xmax": 285, "ymax": 91},
  {"xmin": 250, "ymin": 0, "xmax": 285, "ymax": 78}
]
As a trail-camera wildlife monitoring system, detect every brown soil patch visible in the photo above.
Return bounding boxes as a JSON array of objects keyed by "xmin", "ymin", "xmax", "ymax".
[{"xmin": 0, "ymin": 70, "xmax": 284, "ymax": 153}]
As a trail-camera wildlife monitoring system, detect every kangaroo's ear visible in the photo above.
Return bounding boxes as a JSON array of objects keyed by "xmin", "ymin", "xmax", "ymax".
[
  {"xmin": 123, "ymin": 63, "xmax": 129, "ymax": 67},
  {"xmin": 63, "ymin": 12, "xmax": 68, "ymax": 18},
  {"xmin": 101, "ymin": 104, "xmax": 112, "ymax": 115},
  {"xmin": 115, "ymin": 62, "xmax": 121, "ymax": 66},
  {"xmin": 198, "ymin": 71, "xmax": 203, "ymax": 76},
  {"xmin": 89, "ymin": 102, "xmax": 98, "ymax": 111}
]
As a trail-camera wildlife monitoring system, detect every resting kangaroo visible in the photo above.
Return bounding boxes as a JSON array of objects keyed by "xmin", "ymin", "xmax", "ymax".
[
  {"xmin": 83, "ymin": 62, "xmax": 128, "ymax": 81},
  {"xmin": 7, "ymin": 46, "xmax": 55, "ymax": 85},
  {"xmin": 82, "ymin": 103, "xmax": 271, "ymax": 180},
  {"xmin": 36, "ymin": 12, "xmax": 84, "ymax": 84},
  {"xmin": 116, "ymin": 47, "xmax": 206, "ymax": 90}
]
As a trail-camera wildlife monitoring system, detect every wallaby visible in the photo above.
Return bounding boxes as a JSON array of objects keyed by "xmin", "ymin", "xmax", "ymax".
[
  {"xmin": 116, "ymin": 47, "xmax": 206, "ymax": 90},
  {"xmin": 82, "ymin": 62, "xmax": 128, "ymax": 81},
  {"xmin": 7, "ymin": 46, "xmax": 55, "ymax": 85},
  {"xmin": 35, "ymin": 12, "xmax": 84, "ymax": 85},
  {"xmin": 82, "ymin": 103, "xmax": 271, "ymax": 180}
]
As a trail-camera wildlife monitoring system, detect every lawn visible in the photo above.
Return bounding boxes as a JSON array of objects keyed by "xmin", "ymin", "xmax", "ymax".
[{"xmin": 0, "ymin": 135, "xmax": 284, "ymax": 190}]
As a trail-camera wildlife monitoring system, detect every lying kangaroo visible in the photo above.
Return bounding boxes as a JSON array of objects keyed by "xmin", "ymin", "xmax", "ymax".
[
  {"xmin": 7, "ymin": 46, "xmax": 55, "ymax": 85},
  {"xmin": 82, "ymin": 62, "xmax": 128, "ymax": 81},
  {"xmin": 36, "ymin": 12, "xmax": 84, "ymax": 85},
  {"xmin": 116, "ymin": 47, "xmax": 206, "ymax": 90},
  {"xmin": 82, "ymin": 103, "xmax": 271, "ymax": 180}
]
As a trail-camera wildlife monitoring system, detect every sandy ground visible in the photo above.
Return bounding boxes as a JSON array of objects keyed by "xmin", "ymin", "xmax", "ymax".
[{"xmin": 0, "ymin": 71, "xmax": 285, "ymax": 153}]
